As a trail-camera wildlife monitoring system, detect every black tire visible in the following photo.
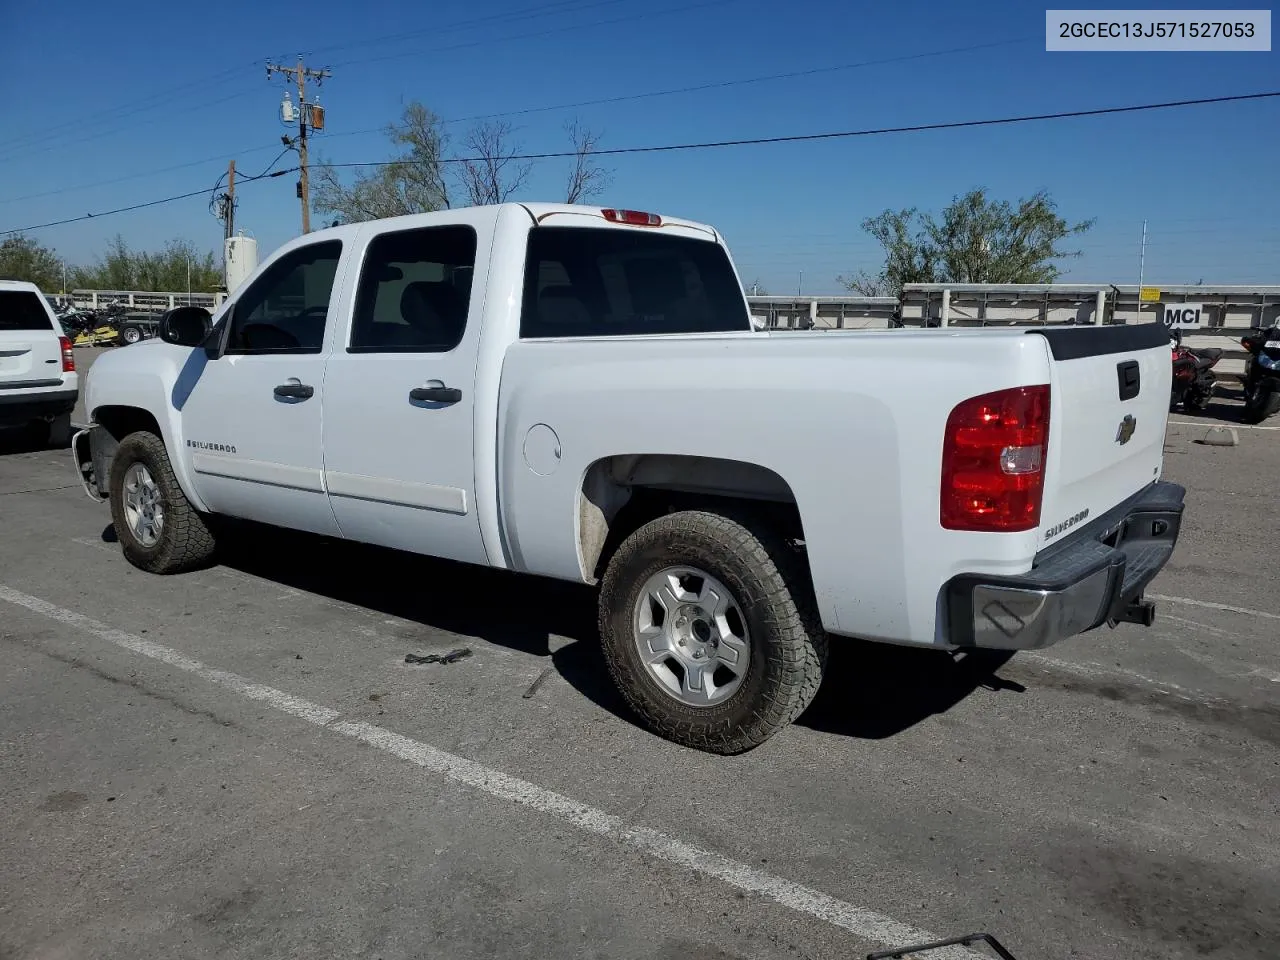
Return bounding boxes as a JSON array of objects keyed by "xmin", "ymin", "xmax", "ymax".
[
  {"xmin": 1242, "ymin": 382, "xmax": 1280, "ymax": 424},
  {"xmin": 119, "ymin": 325, "xmax": 143, "ymax": 345},
  {"xmin": 108, "ymin": 430, "xmax": 216, "ymax": 574},
  {"xmin": 46, "ymin": 413, "xmax": 73, "ymax": 448},
  {"xmin": 598, "ymin": 509, "xmax": 827, "ymax": 754}
]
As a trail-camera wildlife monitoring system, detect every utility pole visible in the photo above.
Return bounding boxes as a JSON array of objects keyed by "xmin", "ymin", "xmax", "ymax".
[
  {"xmin": 1136, "ymin": 219, "xmax": 1148, "ymax": 324},
  {"xmin": 266, "ymin": 57, "xmax": 330, "ymax": 234},
  {"xmin": 212, "ymin": 159, "xmax": 238, "ymax": 290},
  {"xmin": 225, "ymin": 160, "xmax": 236, "ymax": 239}
]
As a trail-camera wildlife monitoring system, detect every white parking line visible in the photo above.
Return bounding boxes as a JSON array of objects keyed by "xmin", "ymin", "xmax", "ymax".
[
  {"xmin": 1148, "ymin": 593, "xmax": 1280, "ymax": 622},
  {"xmin": 0, "ymin": 583, "xmax": 976, "ymax": 960},
  {"xmin": 1167, "ymin": 419, "xmax": 1280, "ymax": 430}
]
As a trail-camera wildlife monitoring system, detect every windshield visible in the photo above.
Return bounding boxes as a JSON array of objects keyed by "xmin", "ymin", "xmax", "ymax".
[{"xmin": 520, "ymin": 227, "xmax": 749, "ymax": 338}]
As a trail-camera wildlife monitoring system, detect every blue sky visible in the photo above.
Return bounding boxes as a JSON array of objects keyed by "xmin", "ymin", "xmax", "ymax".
[{"xmin": 1, "ymin": 0, "xmax": 1277, "ymax": 293}]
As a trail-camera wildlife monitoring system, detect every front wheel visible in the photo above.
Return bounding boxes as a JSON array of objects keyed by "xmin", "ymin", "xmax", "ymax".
[
  {"xmin": 598, "ymin": 509, "xmax": 827, "ymax": 754},
  {"xmin": 108, "ymin": 431, "xmax": 216, "ymax": 573},
  {"xmin": 1243, "ymin": 380, "xmax": 1280, "ymax": 424}
]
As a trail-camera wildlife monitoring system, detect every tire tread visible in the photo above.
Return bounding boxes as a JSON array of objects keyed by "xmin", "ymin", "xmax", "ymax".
[
  {"xmin": 598, "ymin": 508, "xmax": 826, "ymax": 754},
  {"xmin": 109, "ymin": 430, "xmax": 215, "ymax": 574}
]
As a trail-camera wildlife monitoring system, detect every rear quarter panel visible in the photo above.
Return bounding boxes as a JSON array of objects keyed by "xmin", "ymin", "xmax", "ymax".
[{"xmin": 495, "ymin": 329, "xmax": 1052, "ymax": 646}]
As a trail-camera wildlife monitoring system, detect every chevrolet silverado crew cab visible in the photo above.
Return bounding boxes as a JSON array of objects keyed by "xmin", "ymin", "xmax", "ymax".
[
  {"xmin": 71, "ymin": 203, "xmax": 1185, "ymax": 753},
  {"xmin": 1, "ymin": 279, "xmax": 78, "ymax": 447}
]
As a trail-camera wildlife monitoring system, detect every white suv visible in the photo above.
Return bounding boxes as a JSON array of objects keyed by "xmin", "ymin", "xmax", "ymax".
[{"xmin": 0, "ymin": 279, "xmax": 79, "ymax": 446}]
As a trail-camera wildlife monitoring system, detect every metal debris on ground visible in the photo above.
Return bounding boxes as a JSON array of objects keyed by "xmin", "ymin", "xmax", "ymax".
[
  {"xmin": 522, "ymin": 665, "xmax": 556, "ymax": 699},
  {"xmin": 866, "ymin": 931, "xmax": 1018, "ymax": 960},
  {"xmin": 404, "ymin": 647, "xmax": 473, "ymax": 665}
]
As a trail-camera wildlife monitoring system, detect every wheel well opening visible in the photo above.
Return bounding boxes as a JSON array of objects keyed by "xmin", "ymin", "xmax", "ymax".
[
  {"xmin": 578, "ymin": 454, "xmax": 806, "ymax": 582},
  {"xmin": 95, "ymin": 406, "xmax": 161, "ymax": 442}
]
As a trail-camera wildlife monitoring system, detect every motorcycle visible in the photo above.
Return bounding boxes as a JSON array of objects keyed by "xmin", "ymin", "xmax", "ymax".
[
  {"xmin": 1168, "ymin": 327, "xmax": 1221, "ymax": 414},
  {"xmin": 1239, "ymin": 325, "xmax": 1280, "ymax": 423},
  {"xmin": 55, "ymin": 304, "xmax": 99, "ymax": 335}
]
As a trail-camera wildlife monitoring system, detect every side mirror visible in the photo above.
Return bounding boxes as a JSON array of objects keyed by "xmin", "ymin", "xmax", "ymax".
[{"xmin": 159, "ymin": 306, "xmax": 212, "ymax": 347}]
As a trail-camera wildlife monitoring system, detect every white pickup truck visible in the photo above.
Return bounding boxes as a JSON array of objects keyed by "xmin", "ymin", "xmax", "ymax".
[{"xmin": 73, "ymin": 203, "xmax": 1185, "ymax": 753}]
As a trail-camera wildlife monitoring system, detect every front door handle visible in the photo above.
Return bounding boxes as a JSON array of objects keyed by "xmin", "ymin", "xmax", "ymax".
[
  {"xmin": 274, "ymin": 379, "xmax": 314, "ymax": 400},
  {"xmin": 410, "ymin": 380, "xmax": 462, "ymax": 404}
]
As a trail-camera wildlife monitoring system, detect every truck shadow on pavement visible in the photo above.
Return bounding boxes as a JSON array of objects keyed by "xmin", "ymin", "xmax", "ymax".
[
  {"xmin": 123, "ymin": 520, "xmax": 1026, "ymax": 742},
  {"xmin": 0, "ymin": 426, "xmax": 60, "ymax": 455}
]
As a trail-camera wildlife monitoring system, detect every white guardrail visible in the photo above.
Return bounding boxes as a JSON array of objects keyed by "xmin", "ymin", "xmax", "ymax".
[
  {"xmin": 58, "ymin": 289, "xmax": 229, "ymax": 314},
  {"xmin": 748, "ymin": 284, "xmax": 1279, "ymax": 377},
  {"xmin": 54, "ymin": 286, "xmax": 1269, "ymax": 376}
]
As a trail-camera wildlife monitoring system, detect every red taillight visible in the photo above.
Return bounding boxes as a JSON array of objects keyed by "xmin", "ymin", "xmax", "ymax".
[
  {"xmin": 59, "ymin": 336, "xmax": 75, "ymax": 372},
  {"xmin": 601, "ymin": 208, "xmax": 661, "ymax": 227},
  {"xmin": 941, "ymin": 385, "xmax": 1050, "ymax": 533}
]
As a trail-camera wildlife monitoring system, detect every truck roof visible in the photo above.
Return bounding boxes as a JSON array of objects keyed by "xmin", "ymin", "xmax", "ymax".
[
  {"xmin": 301, "ymin": 202, "xmax": 720, "ymax": 245},
  {"xmin": 0, "ymin": 279, "xmax": 44, "ymax": 294}
]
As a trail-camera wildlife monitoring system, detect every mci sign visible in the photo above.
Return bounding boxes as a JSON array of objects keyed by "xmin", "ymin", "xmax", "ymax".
[{"xmin": 1161, "ymin": 302, "xmax": 1204, "ymax": 329}]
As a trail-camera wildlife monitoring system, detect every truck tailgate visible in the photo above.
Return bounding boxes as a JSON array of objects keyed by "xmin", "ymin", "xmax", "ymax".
[{"xmin": 1034, "ymin": 324, "xmax": 1172, "ymax": 547}]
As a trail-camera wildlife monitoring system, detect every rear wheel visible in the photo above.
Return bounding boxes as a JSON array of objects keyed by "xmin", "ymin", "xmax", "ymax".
[
  {"xmin": 598, "ymin": 509, "xmax": 827, "ymax": 754},
  {"xmin": 119, "ymin": 324, "xmax": 143, "ymax": 345},
  {"xmin": 108, "ymin": 430, "xmax": 216, "ymax": 573}
]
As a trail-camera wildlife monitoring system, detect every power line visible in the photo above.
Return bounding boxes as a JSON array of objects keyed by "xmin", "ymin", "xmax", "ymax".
[
  {"xmin": 0, "ymin": 167, "xmax": 296, "ymax": 238},
  {"xmin": 4, "ymin": 36, "xmax": 1033, "ymax": 201},
  {"xmin": 300, "ymin": 0, "xmax": 629, "ymax": 60},
  {"xmin": 445, "ymin": 38, "xmax": 1036, "ymax": 126},
  {"xmin": 316, "ymin": 90, "xmax": 1280, "ymax": 168},
  {"xmin": 0, "ymin": 2, "xmax": 633, "ymax": 159},
  {"xmin": 1, "ymin": 142, "xmax": 285, "ymax": 206},
  {"xmin": 327, "ymin": 0, "xmax": 741, "ymax": 69},
  {"xmin": 0, "ymin": 65, "xmax": 255, "ymax": 155},
  {"xmin": 0, "ymin": 86, "xmax": 266, "ymax": 166},
  {"xmin": 7, "ymin": 89, "xmax": 1277, "ymax": 239},
  {"xmin": 317, "ymin": 36, "xmax": 1035, "ymax": 144}
]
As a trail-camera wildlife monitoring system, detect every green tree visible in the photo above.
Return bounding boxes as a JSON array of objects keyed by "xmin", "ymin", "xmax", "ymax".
[
  {"xmin": 0, "ymin": 234, "xmax": 64, "ymax": 290},
  {"xmin": 313, "ymin": 103, "xmax": 452, "ymax": 223},
  {"xmin": 71, "ymin": 236, "xmax": 220, "ymax": 291},
  {"xmin": 841, "ymin": 189, "xmax": 1094, "ymax": 297}
]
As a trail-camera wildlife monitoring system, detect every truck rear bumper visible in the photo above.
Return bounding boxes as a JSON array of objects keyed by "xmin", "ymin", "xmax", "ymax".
[{"xmin": 945, "ymin": 480, "xmax": 1186, "ymax": 650}]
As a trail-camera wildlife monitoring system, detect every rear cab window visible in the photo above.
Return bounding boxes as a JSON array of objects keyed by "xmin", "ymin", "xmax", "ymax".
[
  {"xmin": 0, "ymin": 291, "xmax": 55, "ymax": 332},
  {"xmin": 519, "ymin": 227, "xmax": 749, "ymax": 338}
]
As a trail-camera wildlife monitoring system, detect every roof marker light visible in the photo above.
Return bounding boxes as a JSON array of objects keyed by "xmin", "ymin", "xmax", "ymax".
[{"xmin": 601, "ymin": 209, "xmax": 661, "ymax": 226}]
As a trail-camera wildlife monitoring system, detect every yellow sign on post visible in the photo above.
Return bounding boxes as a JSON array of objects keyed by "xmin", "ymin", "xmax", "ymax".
[{"xmin": 1140, "ymin": 287, "xmax": 1161, "ymax": 303}]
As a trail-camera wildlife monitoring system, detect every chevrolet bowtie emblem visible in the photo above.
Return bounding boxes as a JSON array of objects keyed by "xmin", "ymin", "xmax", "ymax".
[{"xmin": 1115, "ymin": 414, "xmax": 1137, "ymax": 445}]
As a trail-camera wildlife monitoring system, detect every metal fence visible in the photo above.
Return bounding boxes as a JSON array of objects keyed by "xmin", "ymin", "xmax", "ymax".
[
  {"xmin": 61, "ymin": 289, "xmax": 228, "ymax": 314},
  {"xmin": 747, "ymin": 284, "xmax": 1276, "ymax": 376},
  {"xmin": 897, "ymin": 283, "xmax": 1280, "ymax": 330}
]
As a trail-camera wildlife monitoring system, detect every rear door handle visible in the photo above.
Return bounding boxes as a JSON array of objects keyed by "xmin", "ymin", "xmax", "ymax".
[
  {"xmin": 274, "ymin": 379, "xmax": 314, "ymax": 400},
  {"xmin": 410, "ymin": 381, "xmax": 462, "ymax": 404}
]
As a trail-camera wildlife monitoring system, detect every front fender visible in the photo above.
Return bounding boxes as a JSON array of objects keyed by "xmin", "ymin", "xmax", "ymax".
[{"xmin": 86, "ymin": 342, "xmax": 211, "ymax": 513}]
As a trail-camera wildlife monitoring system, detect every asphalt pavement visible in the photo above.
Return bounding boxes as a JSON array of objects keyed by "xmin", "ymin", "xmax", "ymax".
[{"xmin": 0, "ymin": 346, "xmax": 1275, "ymax": 960}]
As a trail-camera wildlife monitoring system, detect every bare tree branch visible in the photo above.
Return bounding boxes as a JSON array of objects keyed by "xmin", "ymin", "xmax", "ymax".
[
  {"xmin": 563, "ymin": 119, "xmax": 611, "ymax": 204},
  {"xmin": 457, "ymin": 120, "xmax": 533, "ymax": 207}
]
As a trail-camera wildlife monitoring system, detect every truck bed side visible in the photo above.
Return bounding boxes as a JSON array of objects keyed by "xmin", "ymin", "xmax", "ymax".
[{"xmin": 495, "ymin": 329, "xmax": 1056, "ymax": 646}]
